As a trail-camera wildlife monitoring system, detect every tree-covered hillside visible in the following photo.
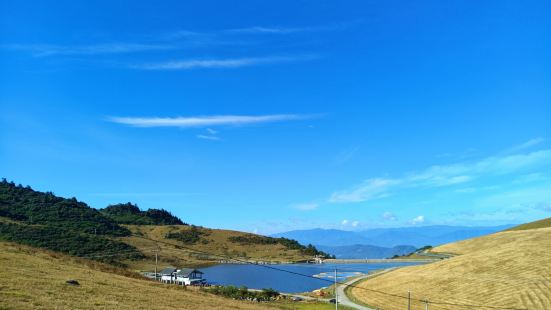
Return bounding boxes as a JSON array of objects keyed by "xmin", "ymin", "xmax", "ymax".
[
  {"xmin": 0, "ymin": 179, "xmax": 333, "ymax": 266},
  {"xmin": 101, "ymin": 202, "xmax": 185, "ymax": 225},
  {"xmin": 0, "ymin": 179, "xmax": 142, "ymax": 264},
  {"xmin": 0, "ymin": 179, "xmax": 129, "ymax": 236}
]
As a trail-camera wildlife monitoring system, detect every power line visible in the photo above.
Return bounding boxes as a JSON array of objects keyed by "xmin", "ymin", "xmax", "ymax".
[
  {"xmin": 80, "ymin": 247, "xmax": 159, "ymax": 259},
  {"xmin": 130, "ymin": 234, "xmax": 528, "ymax": 310}
]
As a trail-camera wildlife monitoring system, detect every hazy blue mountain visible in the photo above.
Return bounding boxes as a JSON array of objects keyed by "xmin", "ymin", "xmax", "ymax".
[
  {"xmin": 271, "ymin": 225, "xmax": 514, "ymax": 248},
  {"xmin": 317, "ymin": 244, "xmax": 417, "ymax": 259}
]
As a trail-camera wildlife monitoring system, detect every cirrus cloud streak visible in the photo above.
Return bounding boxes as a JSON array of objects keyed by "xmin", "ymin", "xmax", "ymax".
[
  {"xmin": 330, "ymin": 147, "xmax": 551, "ymax": 203},
  {"xmin": 133, "ymin": 55, "xmax": 317, "ymax": 70},
  {"xmin": 108, "ymin": 114, "xmax": 317, "ymax": 128}
]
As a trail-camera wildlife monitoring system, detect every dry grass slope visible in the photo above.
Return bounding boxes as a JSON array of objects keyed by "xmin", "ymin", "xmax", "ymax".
[
  {"xmin": 121, "ymin": 225, "xmax": 313, "ymax": 270},
  {"xmin": 0, "ymin": 241, "xmax": 276, "ymax": 310},
  {"xmin": 350, "ymin": 225, "xmax": 551, "ymax": 310}
]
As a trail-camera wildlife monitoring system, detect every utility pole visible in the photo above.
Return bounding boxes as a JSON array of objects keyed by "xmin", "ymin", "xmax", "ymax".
[
  {"xmin": 407, "ymin": 290, "xmax": 411, "ymax": 310},
  {"xmin": 424, "ymin": 299, "xmax": 429, "ymax": 310},
  {"xmin": 154, "ymin": 245, "xmax": 160, "ymax": 281},
  {"xmin": 335, "ymin": 268, "xmax": 338, "ymax": 310},
  {"xmin": 154, "ymin": 250, "xmax": 159, "ymax": 281}
]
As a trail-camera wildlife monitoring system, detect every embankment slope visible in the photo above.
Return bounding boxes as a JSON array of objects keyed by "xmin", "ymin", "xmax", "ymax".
[{"xmin": 349, "ymin": 218, "xmax": 551, "ymax": 310}]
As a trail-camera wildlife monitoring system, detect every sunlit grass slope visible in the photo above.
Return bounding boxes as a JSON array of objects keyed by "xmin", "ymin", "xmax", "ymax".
[
  {"xmin": 0, "ymin": 241, "xmax": 276, "ymax": 310},
  {"xmin": 121, "ymin": 225, "xmax": 315, "ymax": 270},
  {"xmin": 350, "ymin": 220, "xmax": 551, "ymax": 310}
]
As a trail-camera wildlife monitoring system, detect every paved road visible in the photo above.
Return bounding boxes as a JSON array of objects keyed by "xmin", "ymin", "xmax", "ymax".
[{"xmin": 336, "ymin": 268, "xmax": 399, "ymax": 310}]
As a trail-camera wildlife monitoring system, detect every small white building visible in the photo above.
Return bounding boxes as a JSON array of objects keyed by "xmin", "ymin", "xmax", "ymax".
[
  {"xmin": 158, "ymin": 267, "xmax": 205, "ymax": 285},
  {"xmin": 175, "ymin": 268, "xmax": 205, "ymax": 285}
]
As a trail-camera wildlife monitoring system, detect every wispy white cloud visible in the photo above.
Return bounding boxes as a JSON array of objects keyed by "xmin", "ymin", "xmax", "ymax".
[
  {"xmin": 1, "ymin": 43, "xmax": 172, "ymax": 56},
  {"xmin": 505, "ymin": 137, "xmax": 545, "ymax": 153},
  {"xmin": 382, "ymin": 211, "xmax": 397, "ymax": 221},
  {"xmin": 196, "ymin": 134, "xmax": 221, "ymax": 141},
  {"xmin": 340, "ymin": 219, "xmax": 360, "ymax": 227},
  {"xmin": 454, "ymin": 185, "xmax": 500, "ymax": 194},
  {"xmin": 334, "ymin": 147, "xmax": 359, "ymax": 165},
  {"xmin": 329, "ymin": 178, "xmax": 397, "ymax": 203},
  {"xmin": 412, "ymin": 215, "xmax": 425, "ymax": 224},
  {"xmin": 108, "ymin": 114, "xmax": 316, "ymax": 128},
  {"xmin": 133, "ymin": 55, "xmax": 316, "ymax": 70},
  {"xmin": 206, "ymin": 128, "xmax": 218, "ymax": 135},
  {"xmin": 512, "ymin": 173, "xmax": 546, "ymax": 184},
  {"xmin": 330, "ymin": 149, "xmax": 551, "ymax": 203},
  {"xmin": 226, "ymin": 21, "xmax": 361, "ymax": 34},
  {"xmin": 3, "ymin": 20, "xmax": 357, "ymax": 58},
  {"xmin": 538, "ymin": 202, "xmax": 551, "ymax": 212},
  {"xmin": 474, "ymin": 185, "xmax": 551, "ymax": 211},
  {"xmin": 227, "ymin": 26, "xmax": 314, "ymax": 34},
  {"xmin": 291, "ymin": 202, "xmax": 319, "ymax": 211}
]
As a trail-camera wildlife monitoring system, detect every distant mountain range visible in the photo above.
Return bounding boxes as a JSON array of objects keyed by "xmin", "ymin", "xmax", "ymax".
[
  {"xmin": 316, "ymin": 244, "xmax": 417, "ymax": 259},
  {"xmin": 271, "ymin": 225, "xmax": 513, "ymax": 250}
]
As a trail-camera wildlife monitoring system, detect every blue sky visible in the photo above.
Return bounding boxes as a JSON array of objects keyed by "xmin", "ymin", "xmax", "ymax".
[{"xmin": 1, "ymin": 0, "xmax": 550, "ymax": 234}]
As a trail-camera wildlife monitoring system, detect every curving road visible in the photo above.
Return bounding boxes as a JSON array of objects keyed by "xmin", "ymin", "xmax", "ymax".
[
  {"xmin": 337, "ymin": 268, "xmax": 403, "ymax": 310},
  {"xmin": 337, "ymin": 275, "xmax": 374, "ymax": 309}
]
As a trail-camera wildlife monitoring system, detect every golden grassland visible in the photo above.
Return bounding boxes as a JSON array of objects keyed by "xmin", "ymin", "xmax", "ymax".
[
  {"xmin": 0, "ymin": 241, "xmax": 347, "ymax": 310},
  {"xmin": 349, "ymin": 224, "xmax": 551, "ymax": 310},
  {"xmin": 0, "ymin": 241, "xmax": 279, "ymax": 310},
  {"xmin": 120, "ymin": 225, "xmax": 313, "ymax": 271}
]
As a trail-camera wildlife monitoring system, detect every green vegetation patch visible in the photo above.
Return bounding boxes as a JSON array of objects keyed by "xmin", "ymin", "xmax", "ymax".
[
  {"xmin": 228, "ymin": 235, "xmax": 334, "ymax": 258},
  {"xmin": 165, "ymin": 226, "xmax": 208, "ymax": 244},
  {"xmin": 100, "ymin": 202, "xmax": 185, "ymax": 225},
  {"xmin": 203, "ymin": 285, "xmax": 279, "ymax": 301},
  {"xmin": 0, "ymin": 222, "xmax": 143, "ymax": 264}
]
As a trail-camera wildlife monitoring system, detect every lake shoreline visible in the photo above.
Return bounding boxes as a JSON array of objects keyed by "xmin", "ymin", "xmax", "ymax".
[{"xmin": 200, "ymin": 261, "xmax": 425, "ymax": 293}]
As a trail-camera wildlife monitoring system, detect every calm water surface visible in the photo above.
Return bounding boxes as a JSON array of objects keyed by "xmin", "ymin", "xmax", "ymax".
[{"xmin": 202, "ymin": 262, "xmax": 422, "ymax": 293}]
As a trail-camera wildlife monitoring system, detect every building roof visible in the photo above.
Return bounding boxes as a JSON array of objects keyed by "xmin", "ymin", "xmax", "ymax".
[
  {"xmin": 159, "ymin": 267, "xmax": 177, "ymax": 275},
  {"xmin": 175, "ymin": 268, "xmax": 203, "ymax": 277}
]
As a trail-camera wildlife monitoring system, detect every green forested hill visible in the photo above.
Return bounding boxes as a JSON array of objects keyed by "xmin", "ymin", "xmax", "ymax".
[
  {"xmin": 0, "ymin": 179, "xmax": 129, "ymax": 236},
  {"xmin": 0, "ymin": 179, "xmax": 142, "ymax": 264}
]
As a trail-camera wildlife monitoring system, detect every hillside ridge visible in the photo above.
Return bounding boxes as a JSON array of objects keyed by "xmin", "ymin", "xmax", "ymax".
[
  {"xmin": 0, "ymin": 179, "xmax": 331, "ymax": 269},
  {"xmin": 349, "ymin": 218, "xmax": 551, "ymax": 310}
]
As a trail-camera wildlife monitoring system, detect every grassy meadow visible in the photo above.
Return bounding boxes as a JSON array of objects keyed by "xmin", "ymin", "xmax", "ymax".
[
  {"xmin": 120, "ymin": 225, "xmax": 315, "ymax": 270},
  {"xmin": 349, "ymin": 223, "xmax": 551, "ymax": 310}
]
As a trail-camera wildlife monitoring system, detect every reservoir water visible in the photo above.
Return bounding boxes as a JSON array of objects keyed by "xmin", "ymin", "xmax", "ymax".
[{"xmin": 201, "ymin": 262, "xmax": 422, "ymax": 293}]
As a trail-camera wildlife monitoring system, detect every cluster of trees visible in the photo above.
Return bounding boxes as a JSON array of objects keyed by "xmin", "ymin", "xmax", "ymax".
[
  {"xmin": 416, "ymin": 245, "xmax": 433, "ymax": 252},
  {"xmin": 0, "ymin": 180, "xmax": 143, "ymax": 265},
  {"xmin": 0, "ymin": 179, "xmax": 129, "ymax": 236},
  {"xmin": 228, "ymin": 235, "xmax": 334, "ymax": 258},
  {"xmin": 165, "ymin": 226, "xmax": 208, "ymax": 245},
  {"xmin": 204, "ymin": 285, "xmax": 279, "ymax": 302},
  {"xmin": 101, "ymin": 202, "xmax": 185, "ymax": 225}
]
